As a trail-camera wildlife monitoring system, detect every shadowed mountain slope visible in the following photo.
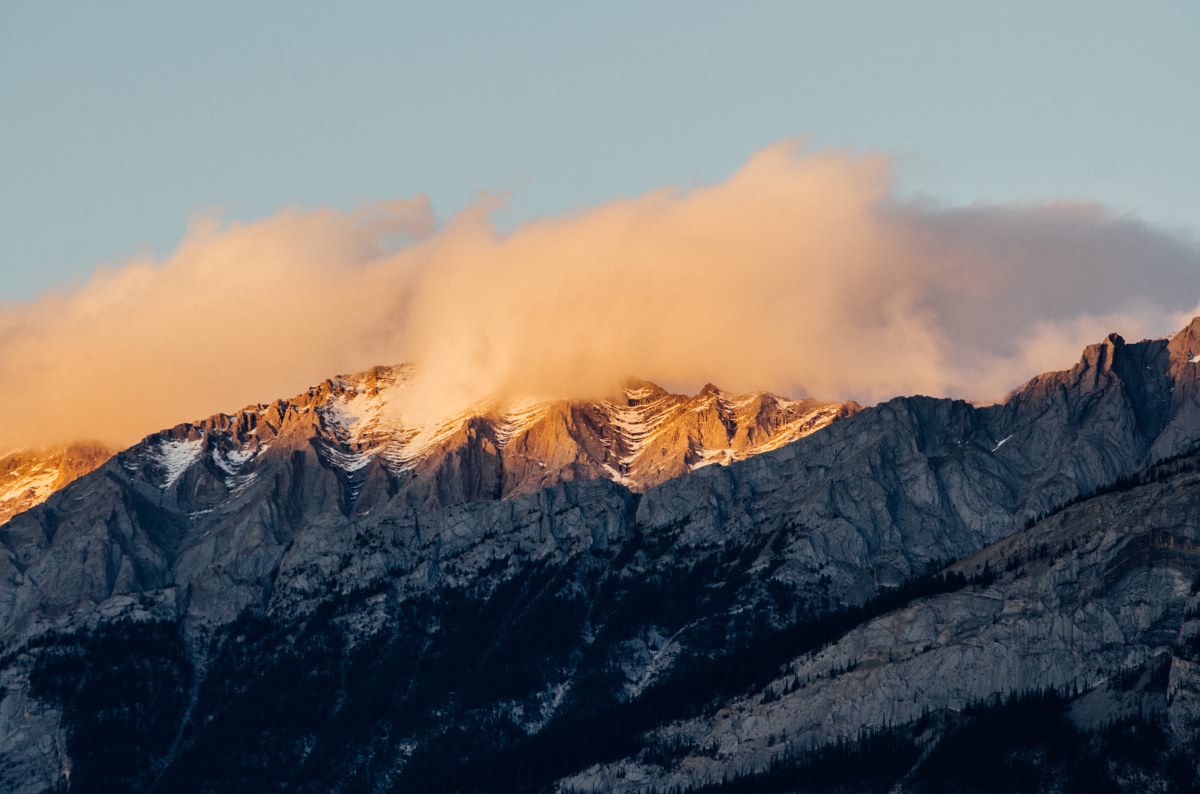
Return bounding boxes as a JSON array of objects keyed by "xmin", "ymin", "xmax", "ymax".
[{"xmin": 4, "ymin": 320, "xmax": 1200, "ymax": 792}]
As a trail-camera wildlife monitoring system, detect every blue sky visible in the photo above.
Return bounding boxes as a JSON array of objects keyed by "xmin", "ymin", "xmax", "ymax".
[{"xmin": 2, "ymin": 0, "xmax": 1197, "ymax": 301}]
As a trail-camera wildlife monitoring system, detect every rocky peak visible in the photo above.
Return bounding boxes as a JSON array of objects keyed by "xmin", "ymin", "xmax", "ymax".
[
  {"xmin": 89, "ymin": 367, "xmax": 858, "ymax": 520},
  {"xmin": 621, "ymin": 379, "xmax": 672, "ymax": 406},
  {"xmin": 1168, "ymin": 314, "xmax": 1200, "ymax": 360},
  {"xmin": 1079, "ymin": 331, "xmax": 1125, "ymax": 373}
]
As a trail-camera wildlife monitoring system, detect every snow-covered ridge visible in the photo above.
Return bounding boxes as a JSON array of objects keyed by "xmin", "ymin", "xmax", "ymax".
[
  {"xmin": 153, "ymin": 438, "xmax": 206, "ymax": 488},
  {"xmin": 62, "ymin": 365, "xmax": 852, "ymax": 514},
  {"xmin": 311, "ymin": 367, "xmax": 854, "ymax": 491},
  {"xmin": 0, "ymin": 444, "xmax": 113, "ymax": 526},
  {"xmin": 0, "ymin": 460, "xmax": 59, "ymax": 514}
]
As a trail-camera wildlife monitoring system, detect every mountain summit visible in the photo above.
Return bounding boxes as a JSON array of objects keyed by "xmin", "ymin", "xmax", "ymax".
[
  {"xmin": 111, "ymin": 365, "xmax": 857, "ymax": 517},
  {"xmin": 0, "ymin": 370, "xmax": 854, "ymax": 529}
]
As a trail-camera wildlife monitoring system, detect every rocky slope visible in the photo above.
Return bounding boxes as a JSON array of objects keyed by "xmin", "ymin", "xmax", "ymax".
[
  {"xmin": 566, "ymin": 455, "xmax": 1200, "ymax": 791},
  {"xmin": 0, "ymin": 444, "xmax": 112, "ymax": 526},
  {"xmin": 3, "ymin": 321, "xmax": 1200, "ymax": 792}
]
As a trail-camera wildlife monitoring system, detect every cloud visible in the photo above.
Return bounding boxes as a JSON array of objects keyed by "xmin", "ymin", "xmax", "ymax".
[{"xmin": 2, "ymin": 140, "xmax": 1199, "ymax": 449}]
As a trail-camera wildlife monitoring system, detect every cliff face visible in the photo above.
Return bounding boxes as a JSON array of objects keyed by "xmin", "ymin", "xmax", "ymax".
[{"xmin": 3, "ymin": 322, "xmax": 1200, "ymax": 793}]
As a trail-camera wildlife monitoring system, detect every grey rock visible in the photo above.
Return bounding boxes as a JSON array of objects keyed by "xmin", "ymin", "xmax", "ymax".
[{"xmin": 5, "ymin": 320, "xmax": 1200, "ymax": 792}]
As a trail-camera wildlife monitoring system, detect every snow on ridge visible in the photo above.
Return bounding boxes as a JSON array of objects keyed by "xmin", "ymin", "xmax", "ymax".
[
  {"xmin": 0, "ymin": 462, "xmax": 59, "ymax": 506},
  {"xmin": 624, "ymin": 385, "xmax": 661, "ymax": 402},
  {"xmin": 153, "ymin": 437, "xmax": 205, "ymax": 488},
  {"xmin": 492, "ymin": 399, "xmax": 550, "ymax": 448},
  {"xmin": 717, "ymin": 391, "xmax": 763, "ymax": 413},
  {"xmin": 380, "ymin": 410, "xmax": 475, "ymax": 473},
  {"xmin": 685, "ymin": 403, "xmax": 844, "ymax": 472},
  {"xmin": 598, "ymin": 387, "xmax": 844, "ymax": 477},
  {"xmin": 322, "ymin": 445, "xmax": 377, "ymax": 473},
  {"xmin": 309, "ymin": 367, "xmax": 847, "ymax": 482},
  {"xmin": 607, "ymin": 393, "xmax": 685, "ymax": 466},
  {"xmin": 601, "ymin": 462, "xmax": 634, "ymax": 488},
  {"xmin": 316, "ymin": 370, "xmax": 410, "ymax": 473},
  {"xmin": 212, "ymin": 443, "xmax": 270, "ymax": 489},
  {"xmin": 322, "ymin": 386, "xmax": 395, "ymax": 443},
  {"xmin": 212, "ymin": 444, "xmax": 263, "ymax": 475},
  {"xmin": 316, "ymin": 367, "xmax": 487, "ymax": 475},
  {"xmin": 992, "ymin": 434, "xmax": 1014, "ymax": 452},
  {"xmin": 227, "ymin": 472, "xmax": 259, "ymax": 496},
  {"xmin": 691, "ymin": 447, "xmax": 735, "ymax": 471},
  {"xmin": 772, "ymin": 395, "xmax": 817, "ymax": 411}
]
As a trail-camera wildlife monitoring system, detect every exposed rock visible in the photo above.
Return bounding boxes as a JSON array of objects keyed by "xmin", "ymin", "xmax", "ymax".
[{"xmin": 3, "ymin": 322, "xmax": 1200, "ymax": 792}]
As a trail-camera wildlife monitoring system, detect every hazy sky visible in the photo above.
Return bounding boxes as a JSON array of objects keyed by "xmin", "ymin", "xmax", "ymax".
[{"xmin": 2, "ymin": 1, "xmax": 1197, "ymax": 301}]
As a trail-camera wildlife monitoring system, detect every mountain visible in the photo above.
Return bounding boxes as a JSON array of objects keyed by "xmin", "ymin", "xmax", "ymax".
[
  {"xmin": 0, "ymin": 371, "xmax": 851, "ymax": 535},
  {"xmin": 0, "ymin": 444, "xmax": 113, "ymax": 526},
  {"xmin": 0, "ymin": 371, "xmax": 855, "ymax": 635},
  {"xmin": 2, "ymin": 323, "xmax": 1200, "ymax": 793}
]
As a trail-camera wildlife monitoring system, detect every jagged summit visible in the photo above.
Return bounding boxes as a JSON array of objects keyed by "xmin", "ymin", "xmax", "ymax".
[
  {"xmin": 0, "ymin": 366, "xmax": 853, "ymax": 529},
  {"xmin": 116, "ymin": 364, "xmax": 857, "ymax": 518}
]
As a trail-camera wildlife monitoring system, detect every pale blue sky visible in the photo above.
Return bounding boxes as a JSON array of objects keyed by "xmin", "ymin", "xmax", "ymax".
[{"xmin": 2, "ymin": 1, "xmax": 1197, "ymax": 301}]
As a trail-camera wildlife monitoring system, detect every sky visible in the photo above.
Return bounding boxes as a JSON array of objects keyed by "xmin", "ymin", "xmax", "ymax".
[
  {"xmin": 2, "ymin": 2, "xmax": 1200, "ymax": 450},
  {"xmin": 2, "ymin": 1, "xmax": 1197, "ymax": 302}
]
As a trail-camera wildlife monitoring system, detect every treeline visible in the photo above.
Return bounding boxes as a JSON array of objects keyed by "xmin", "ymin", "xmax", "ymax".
[
  {"xmin": 397, "ymin": 561, "xmax": 994, "ymax": 792},
  {"xmin": 910, "ymin": 687, "xmax": 1197, "ymax": 794},
  {"xmin": 634, "ymin": 727, "xmax": 921, "ymax": 794},
  {"xmin": 27, "ymin": 620, "xmax": 193, "ymax": 794},
  {"xmin": 627, "ymin": 686, "xmax": 1199, "ymax": 794},
  {"xmin": 1025, "ymin": 446, "xmax": 1200, "ymax": 530}
]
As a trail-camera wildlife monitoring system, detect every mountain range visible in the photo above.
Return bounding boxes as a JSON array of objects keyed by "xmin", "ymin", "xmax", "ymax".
[{"xmin": 1, "ymin": 320, "xmax": 1199, "ymax": 793}]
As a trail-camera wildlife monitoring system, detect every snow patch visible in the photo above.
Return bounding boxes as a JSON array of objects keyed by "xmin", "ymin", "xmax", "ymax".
[
  {"xmin": 491, "ymin": 399, "xmax": 549, "ymax": 448},
  {"xmin": 227, "ymin": 472, "xmax": 259, "ymax": 496},
  {"xmin": 212, "ymin": 444, "xmax": 266, "ymax": 478},
  {"xmin": 318, "ymin": 366, "xmax": 466, "ymax": 474},
  {"xmin": 691, "ymin": 448, "xmax": 735, "ymax": 471},
  {"xmin": 307, "ymin": 366, "xmax": 847, "ymax": 488},
  {"xmin": 152, "ymin": 438, "xmax": 205, "ymax": 488},
  {"xmin": 322, "ymin": 445, "xmax": 377, "ymax": 473},
  {"xmin": 0, "ymin": 463, "xmax": 59, "ymax": 507},
  {"xmin": 381, "ymin": 411, "xmax": 474, "ymax": 473}
]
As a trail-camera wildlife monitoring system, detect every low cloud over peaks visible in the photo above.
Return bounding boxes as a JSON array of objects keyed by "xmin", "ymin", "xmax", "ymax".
[{"xmin": 3, "ymin": 141, "xmax": 1199, "ymax": 449}]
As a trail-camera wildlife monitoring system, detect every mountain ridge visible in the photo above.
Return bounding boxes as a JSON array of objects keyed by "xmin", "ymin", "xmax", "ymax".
[
  {"xmin": 110, "ymin": 365, "xmax": 859, "ymax": 518},
  {"xmin": 0, "ymin": 370, "xmax": 854, "ymax": 530},
  {"xmin": 3, "ymin": 320, "xmax": 1200, "ymax": 791}
]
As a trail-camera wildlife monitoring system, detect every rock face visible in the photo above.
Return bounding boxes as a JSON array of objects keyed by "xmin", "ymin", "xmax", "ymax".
[
  {"xmin": 280, "ymin": 365, "xmax": 857, "ymax": 507},
  {"xmin": 0, "ymin": 444, "xmax": 112, "ymax": 526},
  {"xmin": 3, "ymin": 322, "xmax": 1200, "ymax": 793}
]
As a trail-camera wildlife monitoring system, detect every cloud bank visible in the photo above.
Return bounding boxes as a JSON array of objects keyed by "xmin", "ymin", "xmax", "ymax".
[{"xmin": 3, "ymin": 141, "xmax": 1199, "ymax": 449}]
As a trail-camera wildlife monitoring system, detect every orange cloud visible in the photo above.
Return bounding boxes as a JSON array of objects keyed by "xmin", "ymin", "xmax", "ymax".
[{"xmin": 2, "ymin": 141, "xmax": 1198, "ymax": 449}]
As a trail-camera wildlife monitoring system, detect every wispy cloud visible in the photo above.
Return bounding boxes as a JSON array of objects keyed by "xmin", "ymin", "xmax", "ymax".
[{"xmin": 3, "ymin": 141, "xmax": 1198, "ymax": 448}]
